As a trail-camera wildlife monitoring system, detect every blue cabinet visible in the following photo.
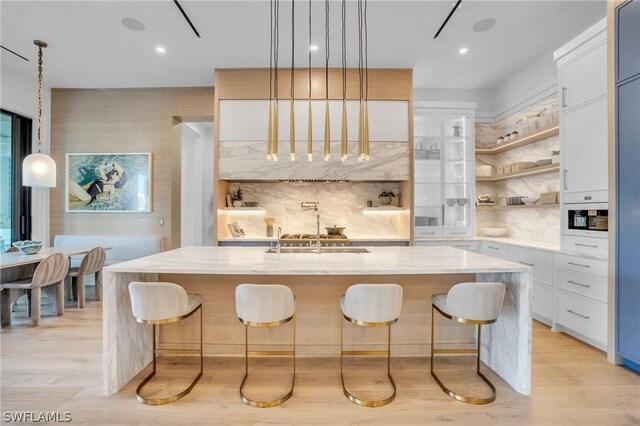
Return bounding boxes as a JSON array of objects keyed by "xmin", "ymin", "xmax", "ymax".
[{"xmin": 616, "ymin": 0, "xmax": 640, "ymax": 372}]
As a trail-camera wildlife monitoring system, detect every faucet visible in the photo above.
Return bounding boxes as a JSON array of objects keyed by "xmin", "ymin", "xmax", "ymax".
[
  {"xmin": 276, "ymin": 226, "xmax": 282, "ymax": 254},
  {"xmin": 316, "ymin": 214, "xmax": 321, "ymax": 254}
]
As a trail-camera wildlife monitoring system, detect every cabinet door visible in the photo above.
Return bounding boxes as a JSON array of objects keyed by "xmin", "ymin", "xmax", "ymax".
[
  {"xmin": 617, "ymin": 0, "xmax": 640, "ymax": 82},
  {"xmin": 562, "ymin": 42, "xmax": 607, "ymax": 109},
  {"xmin": 562, "ymin": 97, "xmax": 608, "ymax": 194},
  {"xmin": 616, "ymin": 74, "xmax": 640, "ymax": 365}
]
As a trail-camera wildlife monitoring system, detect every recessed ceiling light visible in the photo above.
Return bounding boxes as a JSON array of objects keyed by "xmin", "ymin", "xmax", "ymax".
[
  {"xmin": 310, "ymin": 45, "xmax": 319, "ymax": 51},
  {"xmin": 156, "ymin": 46, "xmax": 166, "ymax": 54},
  {"xmin": 121, "ymin": 17, "xmax": 146, "ymax": 32},
  {"xmin": 473, "ymin": 18, "xmax": 496, "ymax": 33},
  {"xmin": 459, "ymin": 47, "xmax": 468, "ymax": 54}
]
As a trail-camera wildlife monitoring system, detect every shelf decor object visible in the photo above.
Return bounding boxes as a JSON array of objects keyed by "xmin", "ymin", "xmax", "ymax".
[
  {"xmin": 476, "ymin": 163, "xmax": 560, "ymax": 182},
  {"xmin": 475, "ymin": 122, "xmax": 559, "ymax": 155},
  {"xmin": 23, "ymin": 40, "xmax": 57, "ymax": 187}
]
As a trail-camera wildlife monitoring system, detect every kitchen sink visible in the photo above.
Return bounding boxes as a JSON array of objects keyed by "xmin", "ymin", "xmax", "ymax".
[{"xmin": 265, "ymin": 247, "xmax": 370, "ymax": 254}]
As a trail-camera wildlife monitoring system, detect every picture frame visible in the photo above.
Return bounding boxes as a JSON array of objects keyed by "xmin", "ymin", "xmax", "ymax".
[{"xmin": 65, "ymin": 153, "xmax": 152, "ymax": 213}]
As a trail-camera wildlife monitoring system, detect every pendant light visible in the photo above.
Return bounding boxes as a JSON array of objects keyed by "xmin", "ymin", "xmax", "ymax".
[
  {"xmin": 323, "ymin": 0, "xmax": 330, "ymax": 161},
  {"xmin": 340, "ymin": 0, "xmax": 348, "ymax": 161},
  {"xmin": 307, "ymin": 0, "xmax": 313, "ymax": 162},
  {"xmin": 357, "ymin": 0, "xmax": 364, "ymax": 161},
  {"xmin": 23, "ymin": 40, "xmax": 56, "ymax": 187},
  {"xmin": 267, "ymin": 0, "xmax": 274, "ymax": 160},
  {"xmin": 289, "ymin": 0, "xmax": 296, "ymax": 161},
  {"xmin": 271, "ymin": 0, "xmax": 280, "ymax": 161},
  {"xmin": 363, "ymin": 0, "xmax": 370, "ymax": 160}
]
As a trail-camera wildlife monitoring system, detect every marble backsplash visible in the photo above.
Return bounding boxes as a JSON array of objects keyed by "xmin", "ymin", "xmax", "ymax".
[{"xmin": 219, "ymin": 181, "xmax": 408, "ymax": 239}]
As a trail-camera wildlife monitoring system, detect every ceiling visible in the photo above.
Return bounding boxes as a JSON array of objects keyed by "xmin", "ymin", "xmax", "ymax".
[{"xmin": 0, "ymin": 0, "xmax": 606, "ymax": 90}]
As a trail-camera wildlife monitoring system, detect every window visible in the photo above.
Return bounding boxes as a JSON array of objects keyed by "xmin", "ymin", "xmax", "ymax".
[{"xmin": 0, "ymin": 109, "xmax": 32, "ymax": 251}]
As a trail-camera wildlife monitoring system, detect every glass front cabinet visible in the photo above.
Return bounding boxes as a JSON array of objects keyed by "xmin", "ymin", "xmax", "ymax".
[{"xmin": 413, "ymin": 106, "xmax": 475, "ymax": 239}]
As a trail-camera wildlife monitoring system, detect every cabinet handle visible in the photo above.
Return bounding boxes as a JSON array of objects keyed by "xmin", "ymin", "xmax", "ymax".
[
  {"xmin": 518, "ymin": 261, "xmax": 534, "ymax": 267},
  {"xmin": 562, "ymin": 87, "xmax": 567, "ymax": 107},
  {"xmin": 563, "ymin": 170, "xmax": 568, "ymax": 190},
  {"xmin": 568, "ymin": 261, "xmax": 590, "ymax": 268},
  {"xmin": 566, "ymin": 309, "xmax": 590, "ymax": 320},
  {"xmin": 487, "ymin": 246, "xmax": 500, "ymax": 250},
  {"xmin": 575, "ymin": 243, "xmax": 598, "ymax": 248},
  {"xmin": 454, "ymin": 244, "xmax": 470, "ymax": 248},
  {"xmin": 567, "ymin": 279, "xmax": 591, "ymax": 288},
  {"xmin": 451, "ymin": 232, "xmax": 466, "ymax": 235}
]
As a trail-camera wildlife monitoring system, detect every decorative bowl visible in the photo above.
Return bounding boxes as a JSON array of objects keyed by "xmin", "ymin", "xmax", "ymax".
[
  {"xmin": 445, "ymin": 198, "xmax": 457, "ymax": 207},
  {"xmin": 12, "ymin": 240, "xmax": 43, "ymax": 255},
  {"xmin": 481, "ymin": 228, "xmax": 508, "ymax": 237},
  {"xmin": 244, "ymin": 201, "xmax": 260, "ymax": 207},
  {"xmin": 522, "ymin": 197, "xmax": 540, "ymax": 205},
  {"xmin": 456, "ymin": 198, "xmax": 468, "ymax": 207}
]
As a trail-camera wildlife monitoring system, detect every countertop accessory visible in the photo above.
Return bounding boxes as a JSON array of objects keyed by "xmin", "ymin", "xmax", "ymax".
[
  {"xmin": 379, "ymin": 191, "xmax": 396, "ymax": 206},
  {"xmin": 481, "ymin": 227, "xmax": 508, "ymax": 237},
  {"xmin": 244, "ymin": 201, "xmax": 260, "ymax": 207},
  {"xmin": 325, "ymin": 225, "xmax": 346, "ymax": 236},
  {"xmin": 265, "ymin": 217, "xmax": 275, "ymax": 237},
  {"xmin": 12, "ymin": 240, "xmax": 43, "ymax": 255},
  {"xmin": 228, "ymin": 222, "xmax": 245, "ymax": 237},
  {"xmin": 522, "ymin": 196, "xmax": 540, "ymax": 205}
]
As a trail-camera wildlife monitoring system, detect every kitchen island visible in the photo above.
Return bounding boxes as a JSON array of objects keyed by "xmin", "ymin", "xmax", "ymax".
[{"xmin": 103, "ymin": 246, "xmax": 532, "ymax": 396}]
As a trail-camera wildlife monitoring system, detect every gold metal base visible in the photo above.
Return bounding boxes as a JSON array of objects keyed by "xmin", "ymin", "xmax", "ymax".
[
  {"xmin": 136, "ymin": 304, "xmax": 203, "ymax": 406},
  {"xmin": 430, "ymin": 304, "xmax": 497, "ymax": 405},
  {"xmin": 239, "ymin": 316, "xmax": 295, "ymax": 408},
  {"xmin": 340, "ymin": 314, "xmax": 397, "ymax": 407}
]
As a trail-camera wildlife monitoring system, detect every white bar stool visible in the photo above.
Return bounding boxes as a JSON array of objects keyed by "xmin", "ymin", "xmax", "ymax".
[
  {"xmin": 235, "ymin": 284, "xmax": 296, "ymax": 408},
  {"xmin": 430, "ymin": 282, "xmax": 506, "ymax": 405},
  {"xmin": 339, "ymin": 284, "xmax": 403, "ymax": 407},
  {"xmin": 128, "ymin": 282, "xmax": 203, "ymax": 406}
]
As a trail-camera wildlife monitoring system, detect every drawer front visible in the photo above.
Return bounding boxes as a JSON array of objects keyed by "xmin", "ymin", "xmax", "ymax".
[
  {"xmin": 447, "ymin": 241, "xmax": 479, "ymax": 252},
  {"xmin": 563, "ymin": 190, "xmax": 608, "ymax": 204},
  {"xmin": 555, "ymin": 253, "xmax": 608, "ymax": 277},
  {"xmin": 509, "ymin": 246, "xmax": 554, "ymax": 285},
  {"xmin": 557, "ymin": 270, "xmax": 608, "ymax": 303},
  {"xmin": 415, "ymin": 228, "xmax": 444, "ymax": 238},
  {"xmin": 563, "ymin": 235, "xmax": 608, "ymax": 257},
  {"xmin": 443, "ymin": 228, "xmax": 473, "ymax": 238},
  {"xmin": 533, "ymin": 282, "xmax": 553, "ymax": 321},
  {"xmin": 556, "ymin": 290, "xmax": 607, "ymax": 346},
  {"xmin": 414, "ymin": 241, "xmax": 446, "ymax": 247},
  {"xmin": 481, "ymin": 242, "xmax": 509, "ymax": 259}
]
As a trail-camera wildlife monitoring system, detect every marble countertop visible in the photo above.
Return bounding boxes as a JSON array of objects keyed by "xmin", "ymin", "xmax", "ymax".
[
  {"xmin": 217, "ymin": 236, "xmax": 410, "ymax": 242},
  {"xmin": 104, "ymin": 246, "xmax": 530, "ymax": 275}
]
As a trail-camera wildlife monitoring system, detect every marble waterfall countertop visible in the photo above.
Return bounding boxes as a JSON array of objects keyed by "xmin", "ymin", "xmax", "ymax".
[{"xmin": 104, "ymin": 245, "xmax": 531, "ymax": 275}]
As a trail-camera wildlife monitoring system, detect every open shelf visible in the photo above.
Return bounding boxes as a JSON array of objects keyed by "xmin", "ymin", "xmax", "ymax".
[
  {"xmin": 477, "ymin": 203, "xmax": 560, "ymax": 210},
  {"xmin": 475, "ymin": 123, "xmax": 560, "ymax": 155},
  {"xmin": 363, "ymin": 206, "xmax": 405, "ymax": 211},
  {"xmin": 219, "ymin": 207, "xmax": 265, "ymax": 212},
  {"xmin": 476, "ymin": 163, "xmax": 560, "ymax": 182}
]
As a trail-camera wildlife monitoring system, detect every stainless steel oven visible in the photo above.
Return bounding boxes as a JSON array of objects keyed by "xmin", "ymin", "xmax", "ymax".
[{"xmin": 563, "ymin": 203, "xmax": 608, "ymax": 237}]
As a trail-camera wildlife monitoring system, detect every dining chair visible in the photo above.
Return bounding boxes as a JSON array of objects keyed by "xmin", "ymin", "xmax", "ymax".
[
  {"xmin": 0, "ymin": 253, "xmax": 69, "ymax": 327},
  {"xmin": 66, "ymin": 247, "xmax": 106, "ymax": 308}
]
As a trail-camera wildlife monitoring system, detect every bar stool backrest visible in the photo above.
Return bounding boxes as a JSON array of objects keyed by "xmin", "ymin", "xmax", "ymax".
[
  {"xmin": 32, "ymin": 253, "xmax": 69, "ymax": 288},
  {"xmin": 343, "ymin": 284, "xmax": 403, "ymax": 323},
  {"xmin": 78, "ymin": 247, "xmax": 106, "ymax": 276},
  {"xmin": 235, "ymin": 284, "xmax": 295, "ymax": 324},
  {"xmin": 129, "ymin": 282, "xmax": 190, "ymax": 322},
  {"xmin": 446, "ymin": 282, "xmax": 506, "ymax": 321}
]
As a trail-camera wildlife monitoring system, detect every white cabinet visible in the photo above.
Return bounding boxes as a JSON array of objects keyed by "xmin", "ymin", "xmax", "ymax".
[
  {"xmin": 561, "ymin": 97, "xmax": 608, "ymax": 197},
  {"xmin": 560, "ymin": 42, "xmax": 607, "ymax": 110},
  {"xmin": 480, "ymin": 241, "xmax": 509, "ymax": 260},
  {"xmin": 218, "ymin": 100, "xmax": 408, "ymax": 142},
  {"xmin": 413, "ymin": 105, "xmax": 475, "ymax": 240},
  {"xmin": 508, "ymin": 246, "xmax": 554, "ymax": 324}
]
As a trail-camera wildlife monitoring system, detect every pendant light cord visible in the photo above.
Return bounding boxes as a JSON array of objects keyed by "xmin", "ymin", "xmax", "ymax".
[
  {"xmin": 275, "ymin": 0, "xmax": 279, "ymax": 104},
  {"xmin": 270, "ymin": 0, "xmax": 273, "ymax": 104},
  {"xmin": 325, "ymin": 0, "xmax": 329, "ymax": 101},
  {"xmin": 291, "ymin": 0, "xmax": 295, "ymax": 102},
  {"xmin": 308, "ymin": 0, "xmax": 311, "ymax": 99},
  {"xmin": 342, "ymin": 0, "xmax": 346, "ymax": 100},
  {"xmin": 364, "ymin": 0, "xmax": 368, "ymax": 102},
  {"xmin": 37, "ymin": 44, "xmax": 44, "ymax": 153}
]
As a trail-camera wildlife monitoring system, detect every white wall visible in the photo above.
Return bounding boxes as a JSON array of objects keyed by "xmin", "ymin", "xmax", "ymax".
[
  {"xmin": 0, "ymin": 57, "xmax": 51, "ymax": 244},
  {"xmin": 180, "ymin": 122, "xmax": 214, "ymax": 246}
]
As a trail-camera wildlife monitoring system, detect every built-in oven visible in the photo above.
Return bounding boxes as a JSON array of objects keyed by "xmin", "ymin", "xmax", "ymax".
[{"xmin": 563, "ymin": 203, "xmax": 608, "ymax": 237}]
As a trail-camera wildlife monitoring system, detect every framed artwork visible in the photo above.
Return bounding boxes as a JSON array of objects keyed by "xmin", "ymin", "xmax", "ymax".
[{"xmin": 66, "ymin": 153, "xmax": 152, "ymax": 212}]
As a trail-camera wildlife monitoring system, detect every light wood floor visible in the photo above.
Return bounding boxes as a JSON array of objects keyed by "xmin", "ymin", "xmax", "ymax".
[{"xmin": 1, "ymin": 298, "xmax": 638, "ymax": 425}]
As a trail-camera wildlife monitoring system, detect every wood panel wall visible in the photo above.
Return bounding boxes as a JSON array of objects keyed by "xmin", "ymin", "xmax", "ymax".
[{"xmin": 50, "ymin": 87, "xmax": 214, "ymax": 250}]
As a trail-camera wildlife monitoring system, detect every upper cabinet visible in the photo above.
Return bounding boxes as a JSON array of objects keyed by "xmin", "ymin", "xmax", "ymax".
[
  {"xmin": 617, "ymin": 0, "xmax": 640, "ymax": 82},
  {"xmin": 554, "ymin": 18, "xmax": 608, "ymax": 203},
  {"xmin": 218, "ymin": 100, "xmax": 409, "ymax": 142}
]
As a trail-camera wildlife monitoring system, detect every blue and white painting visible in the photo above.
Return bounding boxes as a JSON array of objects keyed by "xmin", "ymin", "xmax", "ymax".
[{"xmin": 66, "ymin": 153, "xmax": 151, "ymax": 212}]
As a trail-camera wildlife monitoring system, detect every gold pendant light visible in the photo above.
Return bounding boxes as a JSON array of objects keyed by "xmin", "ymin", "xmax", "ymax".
[
  {"xmin": 340, "ymin": 0, "xmax": 348, "ymax": 161},
  {"xmin": 289, "ymin": 0, "xmax": 296, "ymax": 161},
  {"xmin": 323, "ymin": 0, "xmax": 330, "ymax": 161},
  {"xmin": 273, "ymin": 0, "xmax": 280, "ymax": 161},
  {"xmin": 307, "ymin": 0, "xmax": 313, "ymax": 162},
  {"xmin": 363, "ymin": 0, "xmax": 370, "ymax": 160}
]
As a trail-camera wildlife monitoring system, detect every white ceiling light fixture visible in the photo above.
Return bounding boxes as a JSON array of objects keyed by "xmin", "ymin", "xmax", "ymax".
[
  {"xmin": 120, "ymin": 17, "xmax": 146, "ymax": 31},
  {"xmin": 309, "ymin": 44, "xmax": 319, "ymax": 51},
  {"xmin": 459, "ymin": 47, "xmax": 468, "ymax": 54},
  {"xmin": 155, "ymin": 46, "xmax": 166, "ymax": 54},
  {"xmin": 473, "ymin": 17, "xmax": 497, "ymax": 32},
  {"xmin": 23, "ymin": 40, "xmax": 56, "ymax": 188}
]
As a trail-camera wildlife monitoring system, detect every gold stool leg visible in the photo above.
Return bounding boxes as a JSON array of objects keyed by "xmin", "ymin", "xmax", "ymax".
[
  {"xmin": 239, "ymin": 316, "xmax": 295, "ymax": 408},
  {"xmin": 430, "ymin": 305, "xmax": 496, "ymax": 405},
  {"xmin": 136, "ymin": 306, "xmax": 204, "ymax": 406},
  {"xmin": 340, "ymin": 316, "xmax": 397, "ymax": 407}
]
